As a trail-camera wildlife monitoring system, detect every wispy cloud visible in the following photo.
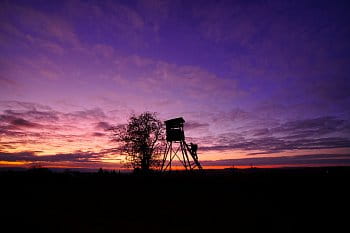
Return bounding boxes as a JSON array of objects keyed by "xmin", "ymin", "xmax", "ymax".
[
  {"xmin": 95, "ymin": 121, "xmax": 113, "ymax": 131},
  {"xmin": 9, "ymin": 118, "xmax": 41, "ymax": 128},
  {"xmin": 111, "ymin": 55, "xmax": 239, "ymax": 107},
  {"xmin": 202, "ymin": 154, "xmax": 350, "ymax": 167},
  {"xmin": 0, "ymin": 151, "xmax": 97, "ymax": 163},
  {"xmin": 0, "ymin": 101, "xmax": 117, "ymax": 156},
  {"xmin": 197, "ymin": 116, "xmax": 350, "ymax": 153},
  {"xmin": 184, "ymin": 121, "xmax": 209, "ymax": 131}
]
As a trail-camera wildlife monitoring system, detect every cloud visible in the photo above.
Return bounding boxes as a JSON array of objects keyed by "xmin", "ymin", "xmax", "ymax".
[
  {"xmin": 10, "ymin": 118, "xmax": 40, "ymax": 128},
  {"xmin": 63, "ymin": 108, "xmax": 107, "ymax": 121},
  {"xmin": 3, "ymin": 109, "xmax": 59, "ymax": 122},
  {"xmin": 0, "ymin": 1, "xmax": 81, "ymax": 48},
  {"xmin": 0, "ymin": 103, "xmax": 59, "ymax": 136},
  {"xmin": 95, "ymin": 121, "xmax": 112, "ymax": 131},
  {"xmin": 0, "ymin": 100, "xmax": 52, "ymax": 111},
  {"xmin": 92, "ymin": 132, "xmax": 105, "ymax": 137},
  {"xmin": 210, "ymin": 108, "xmax": 253, "ymax": 123},
  {"xmin": 0, "ymin": 112, "xmax": 42, "ymax": 132},
  {"xmin": 184, "ymin": 121, "xmax": 209, "ymax": 130},
  {"xmin": 271, "ymin": 117, "xmax": 347, "ymax": 141},
  {"xmin": 201, "ymin": 154, "xmax": 350, "ymax": 167},
  {"xmin": 112, "ymin": 55, "xmax": 239, "ymax": 106},
  {"xmin": 251, "ymin": 128, "xmax": 270, "ymax": 137},
  {"xmin": 198, "ymin": 116, "xmax": 350, "ymax": 153},
  {"xmin": 0, "ymin": 101, "xmax": 116, "ymax": 157},
  {"xmin": 0, "ymin": 151, "xmax": 99, "ymax": 163},
  {"xmin": 0, "ymin": 102, "xmax": 109, "ymax": 127}
]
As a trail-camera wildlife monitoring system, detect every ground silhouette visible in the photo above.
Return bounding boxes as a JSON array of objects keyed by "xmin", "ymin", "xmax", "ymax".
[{"xmin": 0, "ymin": 167, "xmax": 349, "ymax": 232}]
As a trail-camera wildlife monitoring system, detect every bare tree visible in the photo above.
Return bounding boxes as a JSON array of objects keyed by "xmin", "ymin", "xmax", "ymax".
[{"xmin": 111, "ymin": 112, "xmax": 165, "ymax": 172}]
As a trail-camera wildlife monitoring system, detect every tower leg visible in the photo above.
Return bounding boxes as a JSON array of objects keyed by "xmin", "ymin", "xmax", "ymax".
[
  {"xmin": 161, "ymin": 142, "xmax": 169, "ymax": 172},
  {"xmin": 181, "ymin": 141, "xmax": 192, "ymax": 170},
  {"xmin": 161, "ymin": 140, "xmax": 202, "ymax": 172}
]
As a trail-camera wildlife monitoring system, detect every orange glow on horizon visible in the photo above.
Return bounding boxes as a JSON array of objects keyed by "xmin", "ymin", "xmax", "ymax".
[
  {"xmin": 1, "ymin": 140, "xmax": 349, "ymax": 169},
  {"xmin": 0, "ymin": 161, "xmax": 29, "ymax": 166}
]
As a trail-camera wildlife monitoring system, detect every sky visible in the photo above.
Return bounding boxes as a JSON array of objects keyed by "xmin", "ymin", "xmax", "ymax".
[{"xmin": 1, "ymin": 0, "xmax": 350, "ymax": 170}]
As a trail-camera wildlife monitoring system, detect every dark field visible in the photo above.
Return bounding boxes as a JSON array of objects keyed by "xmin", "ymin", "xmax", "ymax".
[{"xmin": 1, "ymin": 167, "xmax": 349, "ymax": 233}]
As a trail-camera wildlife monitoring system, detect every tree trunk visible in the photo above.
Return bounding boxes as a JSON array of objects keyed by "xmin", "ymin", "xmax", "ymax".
[{"xmin": 141, "ymin": 153, "xmax": 150, "ymax": 172}]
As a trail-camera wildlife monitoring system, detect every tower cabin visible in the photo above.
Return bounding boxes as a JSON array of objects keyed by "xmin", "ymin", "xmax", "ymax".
[{"xmin": 164, "ymin": 117, "xmax": 185, "ymax": 142}]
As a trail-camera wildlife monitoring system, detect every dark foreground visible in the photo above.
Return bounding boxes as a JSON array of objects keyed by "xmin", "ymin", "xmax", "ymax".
[{"xmin": 1, "ymin": 167, "xmax": 349, "ymax": 233}]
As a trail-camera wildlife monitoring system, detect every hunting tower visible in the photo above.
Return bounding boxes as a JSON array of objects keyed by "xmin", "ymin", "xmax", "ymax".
[{"xmin": 161, "ymin": 117, "xmax": 202, "ymax": 171}]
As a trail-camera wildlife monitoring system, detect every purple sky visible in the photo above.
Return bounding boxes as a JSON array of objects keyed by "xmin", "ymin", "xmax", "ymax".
[{"xmin": 1, "ymin": 0, "xmax": 350, "ymax": 169}]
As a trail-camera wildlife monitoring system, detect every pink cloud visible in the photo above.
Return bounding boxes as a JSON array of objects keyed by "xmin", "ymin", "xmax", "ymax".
[{"xmin": 0, "ymin": 101, "xmax": 118, "ymax": 157}]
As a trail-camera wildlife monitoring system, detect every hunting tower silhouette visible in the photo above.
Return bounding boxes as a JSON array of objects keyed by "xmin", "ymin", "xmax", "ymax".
[{"xmin": 161, "ymin": 117, "xmax": 202, "ymax": 171}]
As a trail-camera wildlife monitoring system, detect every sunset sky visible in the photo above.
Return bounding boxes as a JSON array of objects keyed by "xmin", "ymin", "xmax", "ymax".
[{"xmin": 1, "ymin": 0, "xmax": 350, "ymax": 170}]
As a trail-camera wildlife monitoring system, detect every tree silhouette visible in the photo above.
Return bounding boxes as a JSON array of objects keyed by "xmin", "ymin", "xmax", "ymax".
[{"xmin": 112, "ymin": 112, "xmax": 164, "ymax": 172}]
